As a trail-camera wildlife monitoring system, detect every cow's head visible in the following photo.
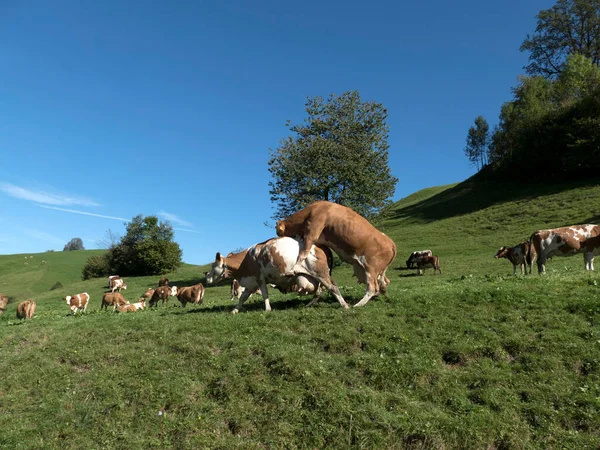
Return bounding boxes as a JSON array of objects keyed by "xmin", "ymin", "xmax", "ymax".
[
  {"xmin": 205, "ymin": 252, "xmax": 227, "ymax": 285},
  {"xmin": 494, "ymin": 247, "xmax": 508, "ymax": 259},
  {"xmin": 275, "ymin": 221, "xmax": 286, "ymax": 237}
]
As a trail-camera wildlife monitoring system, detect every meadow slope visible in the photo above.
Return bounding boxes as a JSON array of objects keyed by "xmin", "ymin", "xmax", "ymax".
[{"xmin": 1, "ymin": 177, "xmax": 600, "ymax": 449}]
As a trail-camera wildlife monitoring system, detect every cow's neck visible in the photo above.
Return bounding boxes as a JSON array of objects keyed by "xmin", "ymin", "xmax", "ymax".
[{"xmin": 224, "ymin": 250, "xmax": 248, "ymax": 272}]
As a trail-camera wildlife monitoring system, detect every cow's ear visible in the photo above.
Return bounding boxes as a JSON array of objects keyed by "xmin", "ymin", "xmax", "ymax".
[{"xmin": 215, "ymin": 252, "xmax": 221, "ymax": 260}]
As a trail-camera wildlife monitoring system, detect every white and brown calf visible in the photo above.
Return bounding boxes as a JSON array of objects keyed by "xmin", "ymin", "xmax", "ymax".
[
  {"xmin": 175, "ymin": 284, "xmax": 205, "ymax": 307},
  {"xmin": 117, "ymin": 300, "xmax": 145, "ymax": 312},
  {"xmin": 110, "ymin": 278, "xmax": 127, "ymax": 293},
  {"xmin": 416, "ymin": 255, "xmax": 442, "ymax": 275},
  {"xmin": 141, "ymin": 288, "xmax": 155, "ymax": 300},
  {"xmin": 65, "ymin": 292, "xmax": 90, "ymax": 313},
  {"xmin": 107, "ymin": 275, "xmax": 120, "ymax": 288},
  {"xmin": 406, "ymin": 250, "xmax": 432, "ymax": 269},
  {"xmin": 494, "ymin": 241, "xmax": 535, "ymax": 275}
]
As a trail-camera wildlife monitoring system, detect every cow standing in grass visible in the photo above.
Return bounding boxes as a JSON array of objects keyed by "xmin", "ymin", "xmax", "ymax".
[
  {"xmin": 16, "ymin": 300, "xmax": 36, "ymax": 319},
  {"xmin": 65, "ymin": 292, "xmax": 90, "ymax": 314},
  {"xmin": 175, "ymin": 284, "xmax": 205, "ymax": 307},
  {"xmin": 0, "ymin": 294, "xmax": 8, "ymax": 317},
  {"xmin": 530, "ymin": 224, "xmax": 600, "ymax": 274},
  {"xmin": 416, "ymin": 255, "xmax": 442, "ymax": 275},
  {"xmin": 406, "ymin": 250, "xmax": 432, "ymax": 269},
  {"xmin": 101, "ymin": 292, "xmax": 128, "ymax": 311},
  {"xmin": 494, "ymin": 241, "xmax": 535, "ymax": 275},
  {"xmin": 149, "ymin": 286, "xmax": 177, "ymax": 307},
  {"xmin": 582, "ymin": 235, "xmax": 600, "ymax": 270}
]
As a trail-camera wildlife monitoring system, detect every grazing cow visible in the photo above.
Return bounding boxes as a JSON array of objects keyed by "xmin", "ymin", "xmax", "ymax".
[
  {"xmin": 406, "ymin": 250, "xmax": 432, "ymax": 269},
  {"xmin": 158, "ymin": 277, "xmax": 169, "ymax": 287},
  {"xmin": 209, "ymin": 237, "xmax": 348, "ymax": 313},
  {"xmin": 110, "ymin": 278, "xmax": 127, "ymax": 293},
  {"xmin": 65, "ymin": 292, "xmax": 90, "ymax": 313},
  {"xmin": 141, "ymin": 288, "xmax": 155, "ymax": 299},
  {"xmin": 101, "ymin": 292, "xmax": 128, "ymax": 311},
  {"xmin": 175, "ymin": 283, "xmax": 205, "ymax": 307},
  {"xmin": 529, "ymin": 224, "xmax": 600, "ymax": 274},
  {"xmin": 16, "ymin": 300, "xmax": 36, "ymax": 319},
  {"xmin": 494, "ymin": 241, "xmax": 536, "ymax": 275},
  {"xmin": 416, "ymin": 255, "xmax": 441, "ymax": 275},
  {"xmin": 0, "ymin": 294, "xmax": 8, "ymax": 317},
  {"xmin": 107, "ymin": 275, "xmax": 120, "ymax": 288},
  {"xmin": 149, "ymin": 285, "xmax": 178, "ymax": 307},
  {"xmin": 275, "ymin": 201, "xmax": 397, "ymax": 307},
  {"xmin": 582, "ymin": 235, "xmax": 600, "ymax": 270}
]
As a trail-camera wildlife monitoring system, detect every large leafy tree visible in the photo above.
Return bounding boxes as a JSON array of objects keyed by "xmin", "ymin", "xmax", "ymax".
[
  {"xmin": 464, "ymin": 116, "xmax": 490, "ymax": 170},
  {"xmin": 63, "ymin": 237, "xmax": 84, "ymax": 251},
  {"xmin": 521, "ymin": 0, "xmax": 600, "ymax": 78},
  {"xmin": 268, "ymin": 91, "xmax": 398, "ymax": 220},
  {"xmin": 110, "ymin": 215, "xmax": 182, "ymax": 276}
]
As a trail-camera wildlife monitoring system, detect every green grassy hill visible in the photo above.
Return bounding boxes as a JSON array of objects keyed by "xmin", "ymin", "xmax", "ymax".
[{"xmin": 1, "ymin": 177, "xmax": 600, "ymax": 449}]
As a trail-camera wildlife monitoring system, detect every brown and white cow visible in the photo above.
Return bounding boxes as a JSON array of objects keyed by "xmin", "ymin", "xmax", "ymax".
[
  {"xmin": 275, "ymin": 201, "xmax": 397, "ymax": 307},
  {"xmin": 175, "ymin": 283, "xmax": 205, "ymax": 307},
  {"xmin": 110, "ymin": 277, "xmax": 127, "ymax": 293},
  {"xmin": 107, "ymin": 275, "xmax": 120, "ymax": 288},
  {"xmin": 101, "ymin": 292, "xmax": 128, "ymax": 311},
  {"xmin": 0, "ymin": 294, "xmax": 8, "ymax": 317},
  {"xmin": 207, "ymin": 237, "xmax": 347, "ymax": 313},
  {"xmin": 117, "ymin": 300, "xmax": 145, "ymax": 312},
  {"xmin": 158, "ymin": 277, "xmax": 169, "ymax": 287},
  {"xmin": 530, "ymin": 224, "xmax": 600, "ymax": 274},
  {"xmin": 415, "ymin": 255, "xmax": 442, "ymax": 275},
  {"xmin": 149, "ymin": 285, "xmax": 178, "ymax": 307},
  {"xmin": 494, "ymin": 241, "xmax": 536, "ymax": 275},
  {"xmin": 582, "ymin": 235, "xmax": 600, "ymax": 271},
  {"xmin": 16, "ymin": 300, "xmax": 36, "ymax": 319},
  {"xmin": 65, "ymin": 292, "xmax": 90, "ymax": 313},
  {"xmin": 406, "ymin": 250, "xmax": 432, "ymax": 269}
]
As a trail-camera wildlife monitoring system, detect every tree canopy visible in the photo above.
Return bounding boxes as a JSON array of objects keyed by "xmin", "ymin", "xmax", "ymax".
[
  {"xmin": 82, "ymin": 215, "xmax": 182, "ymax": 279},
  {"xmin": 268, "ymin": 91, "xmax": 398, "ymax": 220},
  {"xmin": 464, "ymin": 116, "xmax": 490, "ymax": 171},
  {"xmin": 520, "ymin": 0, "xmax": 600, "ymax": 78},
  {"xmin": 63, "ymin": 237, "xmax": 84, "ymax": 251}
]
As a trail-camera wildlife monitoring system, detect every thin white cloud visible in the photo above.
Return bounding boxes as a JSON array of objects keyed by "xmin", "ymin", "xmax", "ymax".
[
  {"xmin": 158, "ymin": 211, "xmax": 193, "ymax": 228},
  {"xmin": 37, "ymin": 205, "xmax": 129, "ymax": 222},
  {"xmin": 1, "ymin": 183, "xmax": 99, "ymax": 207},
  {"xmin": 173, "ymin": 227, "xmax": 202, "ymax": 234}
]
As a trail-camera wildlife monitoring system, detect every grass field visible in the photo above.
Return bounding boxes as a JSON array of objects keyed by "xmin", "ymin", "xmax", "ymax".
[{"xmin": 1, "ymin": 177, "xmax": 600, "ymax": 449}]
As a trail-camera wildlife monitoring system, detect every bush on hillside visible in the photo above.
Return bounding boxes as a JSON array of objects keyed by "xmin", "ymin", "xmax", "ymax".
[
  {"xmin": 82, "ymin": 254, "xmax": 111, "ymax": 280},
  {"xmin": 49, "ymin": 281, "xmax": 63, "ymax": 291}
]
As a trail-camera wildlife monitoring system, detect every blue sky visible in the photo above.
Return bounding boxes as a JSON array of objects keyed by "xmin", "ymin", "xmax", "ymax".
[{"xmin": 0, "ymin": 0, "xmax": 554, "ymax": 264}]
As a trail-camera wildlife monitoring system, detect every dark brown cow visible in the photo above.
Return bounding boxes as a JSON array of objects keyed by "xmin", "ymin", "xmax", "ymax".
[
  {"xmin": 530, "ymin": 224, "xmax": 600, "ymax": 274},
  {"xmin": 406, "ymin": 250, "xmax": 432, "ymax": 269},
  {"xmin": 16, "ymin": 300, "xmax": 36, "ymax": 319},
  {"xmin": 582, "ymin": 235, "xmax": 600, "ymax": 270},
  {"xmin": 415, "ymin": 255, "xmax": 441, "ymax": 275},
  {"xmin": 275, "ymin": 201, "xmax": 396, "ymax": 307},
  {"xmin": 149, "ymin": 286, "xmax": 177, "ymax": 307},
  {"xmin": 494, "ymin": 241, "xmax": 536, "ymax": 275}
]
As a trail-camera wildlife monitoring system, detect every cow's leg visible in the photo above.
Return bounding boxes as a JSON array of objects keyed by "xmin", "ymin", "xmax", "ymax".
[
  {"xmin": 301, "ymin": 254, "xmax": 350, "ymax": 309},
  {"xmin": 537, "ymin": 258, "xmax": 546, "ymax": 274},
  {"xmin": 232, "ymin": 289, "xmax": 253, "ymax": 314},
  {"xmin": 354, "ymin": 269, "xmax": 379, "ymax": 308},
  {"xmin": 258, "ymin": 283, "xmax": 272, "ymax": 311},
  {"xmin": 291, "ymin": 218, "xmax": 326, "ymax": 274},
  {"xmin": 520, "ymin": 264, "xmax": 525, "ymax": 275}
]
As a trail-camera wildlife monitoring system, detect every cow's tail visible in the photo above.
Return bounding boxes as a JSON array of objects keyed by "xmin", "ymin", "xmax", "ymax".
[{"xmin": 527, "ymin": 232, "xmax": 538, "ymax": 269}]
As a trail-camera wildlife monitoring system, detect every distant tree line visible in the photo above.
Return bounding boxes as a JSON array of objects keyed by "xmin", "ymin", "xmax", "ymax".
[
  {"xmin": 82, "ymin": 215, "xmax": 182, "ymax": 279},
  {"xmin": 466, "ymin": 0, "xmax": 600, "ymax": 180}
]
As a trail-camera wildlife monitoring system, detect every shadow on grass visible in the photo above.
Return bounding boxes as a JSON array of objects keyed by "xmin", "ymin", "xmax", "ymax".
[{"xmin": 389, "ymin": 173, "xmax": 600, "ymax": 224}]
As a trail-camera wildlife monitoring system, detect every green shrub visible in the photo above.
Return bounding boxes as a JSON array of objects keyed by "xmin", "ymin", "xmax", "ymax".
[{"xmin": 82, "ymin": 253, "xmax": 111, "ymax": 280}]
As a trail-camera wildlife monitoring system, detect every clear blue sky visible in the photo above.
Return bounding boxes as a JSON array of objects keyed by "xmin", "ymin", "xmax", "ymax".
[{"xmin": 0, "ymin": 0, "xmax": 554, "ymax": 264}]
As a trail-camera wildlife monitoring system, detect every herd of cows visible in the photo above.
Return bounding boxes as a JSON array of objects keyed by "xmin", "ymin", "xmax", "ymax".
[{"xmin": 1, "ymin": 201, "xmax": 600, "ymax": 319}]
